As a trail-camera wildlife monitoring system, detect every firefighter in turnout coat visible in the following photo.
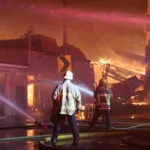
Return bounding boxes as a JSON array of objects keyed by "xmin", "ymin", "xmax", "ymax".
[
  {"xmin": 50, "ymin": 71, "xmax": 82, "ymax": 147},
  {"xmin": 89, "ymin": 78, "xmax": 113, "ymax": 130}
]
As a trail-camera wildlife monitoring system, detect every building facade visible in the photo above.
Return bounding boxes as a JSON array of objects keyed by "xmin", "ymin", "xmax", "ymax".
[{"xmin": 0, "ymin": 34, "xmax": 95, "ymax": 122}]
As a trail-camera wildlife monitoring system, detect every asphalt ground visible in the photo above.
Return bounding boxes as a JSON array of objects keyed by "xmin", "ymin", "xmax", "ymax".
[{"xmin": 0, "ymin": 120, "xmax": 150, "ymax": 150}]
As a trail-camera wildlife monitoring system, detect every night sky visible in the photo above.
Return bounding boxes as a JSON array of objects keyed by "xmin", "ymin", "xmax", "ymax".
[{"xmin": 0, "ymin": 0, "xmax": 148, "ymax": 61}]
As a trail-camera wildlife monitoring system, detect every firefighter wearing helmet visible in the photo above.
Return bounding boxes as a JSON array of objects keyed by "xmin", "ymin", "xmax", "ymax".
[
  {"xmin": 89, "ymin": 77, "xmax": 113, "ymax": 130},
  {"xmin": 50, "ymin": 70, "xmax": 82, "ymax": 147}
]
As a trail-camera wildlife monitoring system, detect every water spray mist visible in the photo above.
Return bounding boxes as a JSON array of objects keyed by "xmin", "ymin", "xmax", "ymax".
[{"xmin": 0, "ymin": 95, "xmax": 35, "ymax": 122}]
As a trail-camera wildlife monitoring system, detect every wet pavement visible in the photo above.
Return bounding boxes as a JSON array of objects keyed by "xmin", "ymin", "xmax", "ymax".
[{"xmin": 0, "ymin": 120, "xmax": 150, "ymax": 150}]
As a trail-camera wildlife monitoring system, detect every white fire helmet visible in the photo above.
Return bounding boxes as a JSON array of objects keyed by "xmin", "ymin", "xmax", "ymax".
[{"xmin": 64, "ymin": 70, "xmax": 73, "ymax": 80}]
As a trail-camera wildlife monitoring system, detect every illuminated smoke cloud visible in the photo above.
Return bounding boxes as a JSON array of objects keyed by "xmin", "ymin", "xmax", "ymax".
[{"xmin": 0, "ymin": 2, "xmax": 148, "ymax": 26}]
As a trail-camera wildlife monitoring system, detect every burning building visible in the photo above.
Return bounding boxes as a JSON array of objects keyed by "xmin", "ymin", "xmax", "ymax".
[
  {"xmin": 0, "ymin": 34, "xmax": 95, "ymax": 122},
  {"xmin": 91, "ymin": 55, "xmax": 146, "ymax": 104}
]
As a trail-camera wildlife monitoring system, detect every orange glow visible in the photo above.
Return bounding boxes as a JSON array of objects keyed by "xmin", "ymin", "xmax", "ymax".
[
  {"xmin": 132, "ymin": 102, "xmax": 149, "ymax": 106},
  {"xmin": 130, "ymin": 115, "xmax": 135, "ymax": 119},
  {"xmin": 27, "ymin": 75, "xmax": 35, "ymax": 107},
  {"xmin": 99, "ymin": 59, "xmax": 111, "ymax": 64},
  {"xmin": 27, "ymin": 83, "xmax": 34, "ymax": 107},
  {"xmin": 91, "ymin": 57, "xmax": 146, "ymax": 85},
  {"xmin": 76, "ymin": 112, "xmax": 87, "ymax": 120},
  {"xmin": 27, "ymin": 130, "xmax": 34, "ymax": 136},
  {"xmin": 90, "ymin": 59, "xmax": 111, "ymax": 67},
  {"xmin": 28, "ymin": 75, "xmax": 35, "ymax": 82},
  {"xmin": 81, "ymin": 105, "xmax": 86, "ymax": 110}
]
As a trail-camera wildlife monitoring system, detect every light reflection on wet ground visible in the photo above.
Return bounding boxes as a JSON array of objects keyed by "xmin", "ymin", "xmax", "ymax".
[
  {"xmin": 0, "ymin": 129, "xmax": 49, "ymax": 150},
  {"xmin": 0, "ymin": 121, "xmax": 149, "ymax": 150},
  {"xmin": 0, "ymin": 141, "xmax": 39, "ymax": 150},
  {"xmin": 0, "ymin": 129, "xmax": 49, "ymax": 138}
]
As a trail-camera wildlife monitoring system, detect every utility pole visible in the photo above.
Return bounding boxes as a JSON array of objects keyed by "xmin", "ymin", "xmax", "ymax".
[
  {"xmin": 62, "ymin": 0, "xmax": 68, "ymax": 54},
  {"xmin": 27, "ymin": 26, "xmax": 34, "ymax": 65},
  {"xmin": 57, "ymin": 0, "xmax": 72, "ymax": 74},
  {"xmin": 144, "ymin": 0, "xmax": 150, "ymax": 101}
]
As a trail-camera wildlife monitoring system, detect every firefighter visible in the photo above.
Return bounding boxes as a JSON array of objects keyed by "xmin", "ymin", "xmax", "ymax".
[
  {"xmin": 89, "ymin": 78, "xmax": 113, "ymax": 130},
  {"xmin": 50, "ymin": 70, "xmax": 82, "ymax": 147}
]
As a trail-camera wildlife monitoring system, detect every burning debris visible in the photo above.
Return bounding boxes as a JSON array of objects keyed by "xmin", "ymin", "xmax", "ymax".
[{"xmin": 91, "ymin": 58, "xmax": 146, "ymax": 105}]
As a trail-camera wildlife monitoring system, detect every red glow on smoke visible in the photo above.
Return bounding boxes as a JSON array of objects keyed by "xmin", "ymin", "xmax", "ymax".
[
  {"xmin": 0, "ymin": 3, "xmax": 149, "ymax": 26},
  {"xmin": 48, "ymin": 8, "xmax": 148, "ymax": 25}
]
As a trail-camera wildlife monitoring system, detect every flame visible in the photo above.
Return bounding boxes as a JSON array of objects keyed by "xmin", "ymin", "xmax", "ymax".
[
  {"xmin": 132, "ymin": 102, "xmax": 148, "ymax": 106},
  {"xmin": 90, "ymin": 58, "xmax": 111, "ymax": 65},
  {"xmin": 130, "ymin": 115, "xmax": 135, "ymax": 119},
  {"xmin": 99, "ymin": 59, "xmax": 111, "ymax": 64},
  {"xmin": 27, "ymin": 83, "xmax": 34, "ymax": 107},
  {"xmin": 91, "ymin": 56, "xmax": 146, "ymax": 84}
]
